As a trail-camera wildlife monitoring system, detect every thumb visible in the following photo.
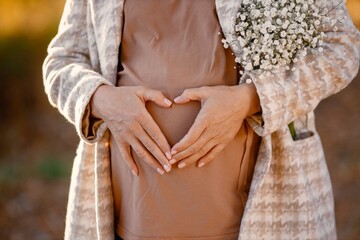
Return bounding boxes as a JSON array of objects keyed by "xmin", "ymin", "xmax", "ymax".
[
  {"xmin": 174, "ymin": 88, "xmax": 207, "ymax": 104},
  {"xmin": 140, "ymin": 88, "xmax": 173, "ymax": 107}
]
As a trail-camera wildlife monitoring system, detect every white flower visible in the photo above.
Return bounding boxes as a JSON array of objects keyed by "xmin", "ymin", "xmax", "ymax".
[
  {"xmin": 239, "ymin": 38, "xmax": 246, "ymax": 47},
  {"xmin": 221, "ymin": 39, "xmax": 229, "ymax": 49},
  {"xmin": 270, "ymin": 8, "xmax": 277, "ymax": 17},
  {"xmin": 282, "ymin": 20, "xmax": 290, "ymax": 29},
  {"xmin": 281, "ymin": 8, "xmax": 288, "ymax": 16},
  {"xmin": 245, "ymin": 62, "xmax": 254, "ymax": 70}
]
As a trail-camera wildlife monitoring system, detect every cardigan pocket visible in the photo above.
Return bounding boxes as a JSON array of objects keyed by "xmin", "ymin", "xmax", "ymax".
[
  {"xmin": 284, "ymin": 121, "xmax": 320, "ymax": 163},
  {"xmin": 289, "ymin": 115, "xmax": 315, "ymax": 142},
  {"xmin": 290, "ymin": 131, "xmax": 318, "ymax": 155}
]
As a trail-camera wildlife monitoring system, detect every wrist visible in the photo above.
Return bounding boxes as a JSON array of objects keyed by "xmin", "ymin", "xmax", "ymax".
[
  {"xmin": 90, "ymin": 84, "xmax": 114, "ymax": 118},
  {"xmin": 234, "ymin": 83, "xmax": 261, "ymax": 117}
]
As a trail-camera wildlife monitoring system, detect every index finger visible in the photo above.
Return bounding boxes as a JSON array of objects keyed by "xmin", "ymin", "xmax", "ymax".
[{"xmin": 170, "ymin": 116, "xmax": 207, "ymax": 155}]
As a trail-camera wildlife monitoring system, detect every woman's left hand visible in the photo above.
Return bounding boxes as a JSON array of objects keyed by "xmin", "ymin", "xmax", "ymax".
[{"xmin": 169, "ymin": 84, "xmax": 260, "ymax": 169}]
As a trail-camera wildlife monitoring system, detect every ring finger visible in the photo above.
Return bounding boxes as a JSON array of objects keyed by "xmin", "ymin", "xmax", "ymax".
[
  {"xmin": 134, "ymin": 126, "xmax": 172, "ymax": 172},
  {"xmin": 171, "ymin": 129, "xmax": 213, "ymax": 164},
  {"xmin": 127, "ymin": 135, "xmax": 167, "ymax": 175},
  {"xmin": 197, "ymin": 143, "xmax": 227, "ymax": 167},
  {"xmin": 176, "ymin": 138, "xmax": 218, "ymax": 169},
  {"xmin": 117, "ymin": 143, "xmax": 139, "ymax": 176}
]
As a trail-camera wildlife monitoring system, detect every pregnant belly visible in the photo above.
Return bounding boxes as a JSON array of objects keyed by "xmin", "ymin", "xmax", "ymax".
[{"xmin": 146, "ymin": 101, "xmax": 201, "ymax": 147}]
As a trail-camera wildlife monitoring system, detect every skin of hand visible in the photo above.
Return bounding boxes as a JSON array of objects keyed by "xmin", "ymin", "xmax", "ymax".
[
  {"xmin": 169, "ymin": 83, "xmax": 261, "ymax": 169},
  {"xmin": 90, "ymin": 85, "xmax": 174, "ymax": 176}
]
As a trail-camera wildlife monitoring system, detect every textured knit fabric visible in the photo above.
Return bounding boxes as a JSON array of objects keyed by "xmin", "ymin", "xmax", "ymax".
[
  {"xmin": 42, "ymin": 0, "xmax": 360, "ymax": 239},
  {"xmin": 111, "ymin": 1, "xmax": 260, "ymax": 239}
]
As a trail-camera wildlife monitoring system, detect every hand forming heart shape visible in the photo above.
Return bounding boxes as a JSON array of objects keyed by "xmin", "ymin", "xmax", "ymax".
[{"xmin": 91, "ymin": 83, "xmax": 260, "ymax": 176}]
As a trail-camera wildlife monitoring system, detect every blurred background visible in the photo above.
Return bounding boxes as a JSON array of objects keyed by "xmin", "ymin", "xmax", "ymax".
[{"xmin": 0, "ymin": 0, "xmax": 359, "ymax": 239}]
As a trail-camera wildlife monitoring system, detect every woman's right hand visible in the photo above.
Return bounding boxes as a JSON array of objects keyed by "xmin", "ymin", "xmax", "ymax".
[{"xmin": 90, "ymin": 85, "xmax": 173, "ymax": 176}]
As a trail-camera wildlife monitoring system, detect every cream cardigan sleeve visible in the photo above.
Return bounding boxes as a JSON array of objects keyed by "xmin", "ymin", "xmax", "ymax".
[
  {"xmin": 241, "ymin": 1, "xmax": 360, "ymax": 136},
  {"xmin": 42, "ymin": 0, "xmax": 111, "ymax": 143}
]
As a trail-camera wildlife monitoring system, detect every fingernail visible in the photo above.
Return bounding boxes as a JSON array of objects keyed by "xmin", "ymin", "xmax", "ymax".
[
  {"xmin": 164, "ymin": 164, "xmax": 171, "ymax": 172},
  {"xmin": 170, "ymin": 150, "xmax": 177, "ymax": 155},
  {"xmin": 163, "ymin": 98, "xmax": 172, "ymax": 106},
  {"xmin": 165, "ymin": 152, "xmax": 172, "ymax": 160},
  {"xmin": 132, "ymin": 170, "xmax": 138, "ymax": 176},
  {"xmin": 198, "ymin": 162, "xmax": 205, "ymax": 168},
  {"xmin": 174, "ymin": 96, "xmax": 182, "ymax": 103},
  {"xmin": 178, "ymin": 162, "xmax": 186, "ymax": 169},
  {"xmin": 169, "ymin": 159, "xmax": 176, "ymax": 165},
  {"xmin": 157, "ymin": 168, "xmax": 165, "ymax": 175}
]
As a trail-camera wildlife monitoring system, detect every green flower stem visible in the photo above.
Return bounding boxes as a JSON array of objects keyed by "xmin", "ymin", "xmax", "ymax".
[{"xmin": 288, "ymin": 121, "xmax": 296, "ymax": 140}]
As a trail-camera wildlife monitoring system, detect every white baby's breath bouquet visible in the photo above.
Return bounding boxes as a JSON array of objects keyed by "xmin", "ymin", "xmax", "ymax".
[
  {"xmin": 222, "ymin": 0, "xmax": 344, "ymax": 75},
  {"xmin": 222, "ymin": 0, "xmax": 344, "ymax": 139}
]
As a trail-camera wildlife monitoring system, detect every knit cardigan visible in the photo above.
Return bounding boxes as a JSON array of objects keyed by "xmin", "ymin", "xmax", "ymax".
[{"xmin": 42, "ymin": 0, "xmax": 360, "ymax": 239}]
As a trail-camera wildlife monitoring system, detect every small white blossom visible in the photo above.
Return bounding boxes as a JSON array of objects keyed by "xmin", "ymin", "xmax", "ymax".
[
  {"xmin": 246, "ymin": 78, "xmax": 253, "ymax": 84},
  {"xmin": 221, "ymin": 38, "xmax": 229, "ymax": 49},
  {"xmin": 282, "ymin": 20, "xmax": 290, "ymax": 29},
  {"xmin": 245, "ymin": 62, "xmax": 254, "ymax": 70}
]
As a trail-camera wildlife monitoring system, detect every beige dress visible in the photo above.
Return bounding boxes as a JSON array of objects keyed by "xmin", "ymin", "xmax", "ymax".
[{"xmin": 110, "ymin": 1, "xmax": 261, "ymax": 239}]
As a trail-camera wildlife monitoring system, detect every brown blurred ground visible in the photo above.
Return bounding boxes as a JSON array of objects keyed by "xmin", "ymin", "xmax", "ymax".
[{"xmin": 0, "ymin": 0, "xmax": 359, "ymax": 239}]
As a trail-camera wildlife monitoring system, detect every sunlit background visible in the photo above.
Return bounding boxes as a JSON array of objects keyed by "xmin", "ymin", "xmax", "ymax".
[{"xmin": 0, "ymin": 1, "xmax": 359, "ymax": 239}]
